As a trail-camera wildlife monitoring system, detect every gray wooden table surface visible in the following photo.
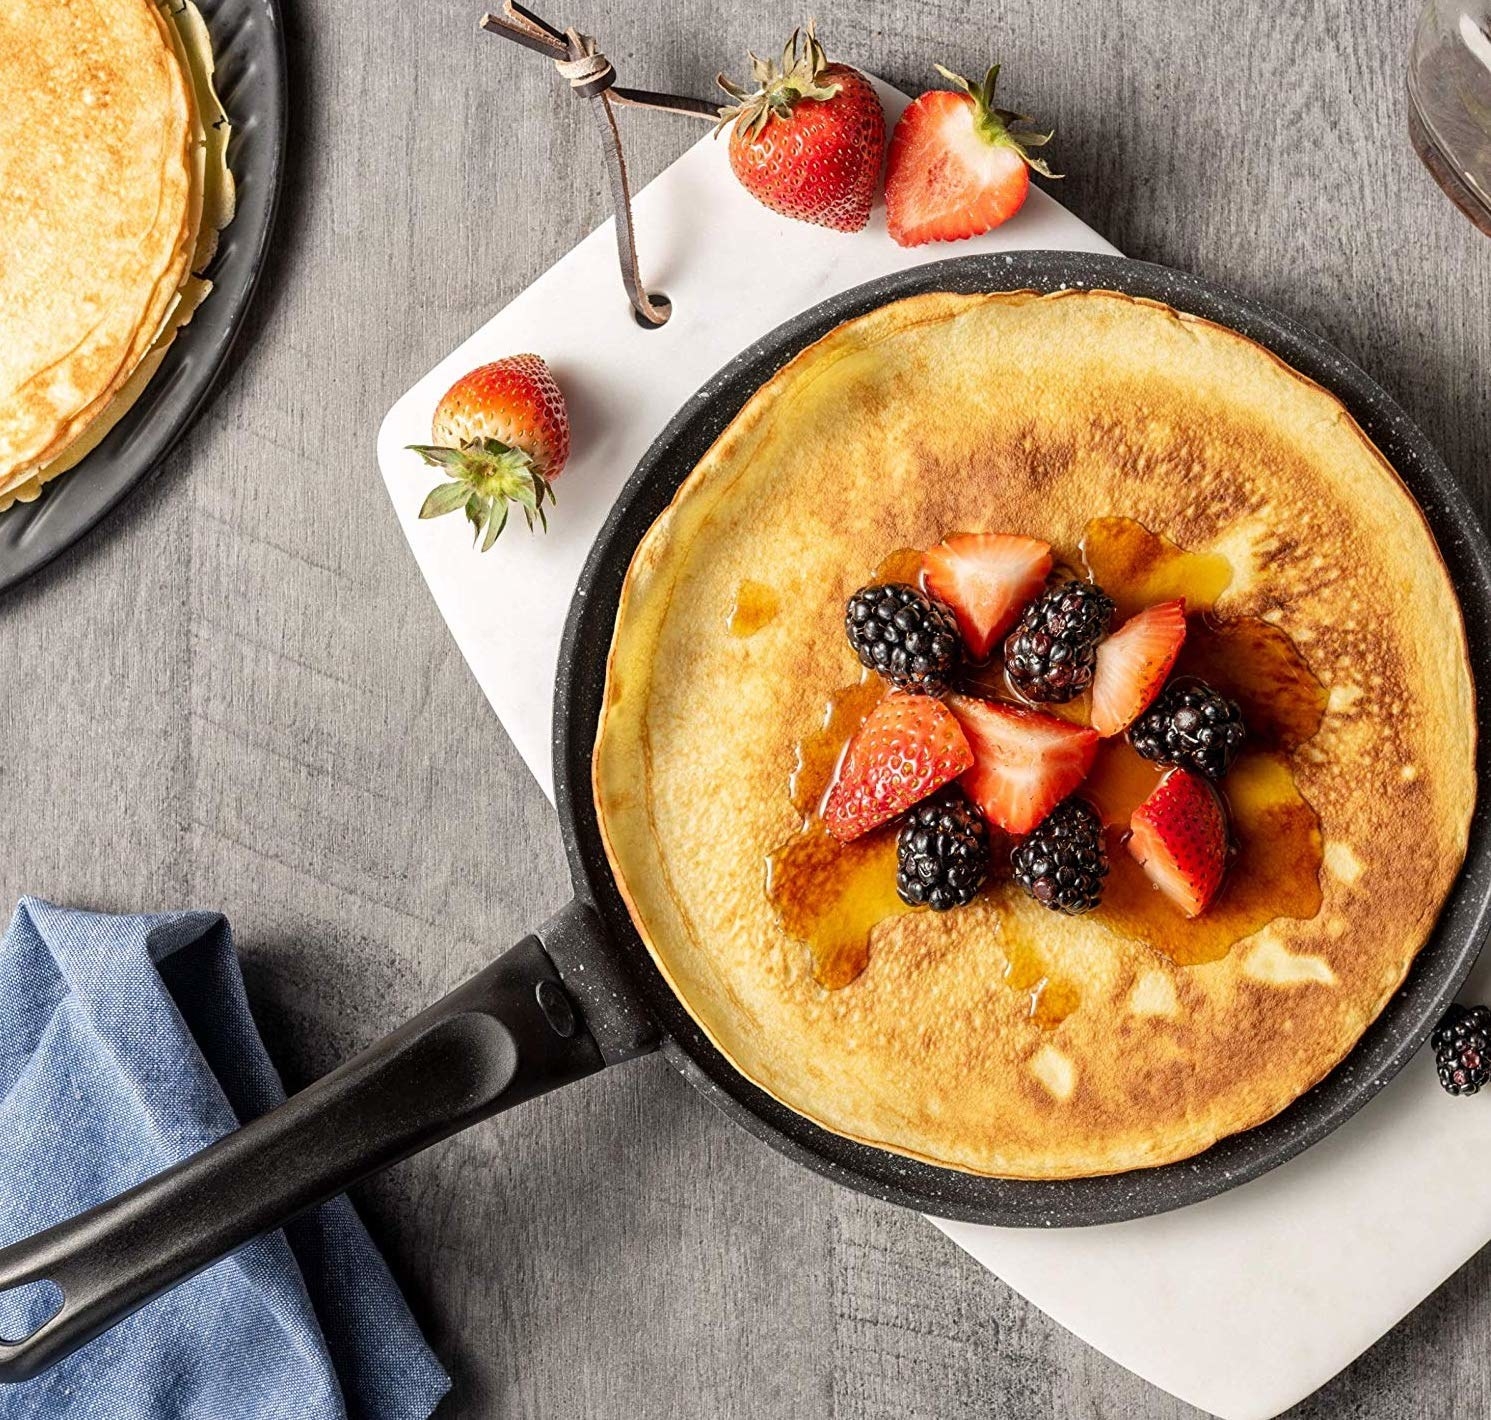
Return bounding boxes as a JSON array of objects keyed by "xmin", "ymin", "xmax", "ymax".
[{"xmin": 4, "ymin": 0, "xmax": 1489, "ymax": 1415}]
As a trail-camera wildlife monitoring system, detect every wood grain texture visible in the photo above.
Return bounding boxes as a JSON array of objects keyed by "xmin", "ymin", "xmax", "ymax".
[{"xmin": 1, "ymin": 0, "xmax": 1488, "ymax": 1415}]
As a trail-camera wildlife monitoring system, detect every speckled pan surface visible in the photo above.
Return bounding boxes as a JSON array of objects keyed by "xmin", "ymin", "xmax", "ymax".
[
  {"xmin": 0, "ymin": 0, "xmax": 286, "ymax": 596},
  {"xmin": 555, "ymin": 251, "xmax": 1491, "ymax": 1226}
]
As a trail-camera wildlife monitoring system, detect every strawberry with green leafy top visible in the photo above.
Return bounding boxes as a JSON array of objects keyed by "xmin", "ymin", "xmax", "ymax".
[
  {"xmin": 884, "ymin": 63, "xmax": 1057, "ymax": 247},
  {"xmin": 408, "ymin": 354, "xmax": 569, "ymax": 553},
  {"xmin": 716, "ymin": 22, "xmax": 885, "ymax": 232}
]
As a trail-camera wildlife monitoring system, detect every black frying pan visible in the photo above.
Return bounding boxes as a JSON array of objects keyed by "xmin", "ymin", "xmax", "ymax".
[{"xmin": 4, "ymin": 252, "xmax": 1489, "ymax": 1383}]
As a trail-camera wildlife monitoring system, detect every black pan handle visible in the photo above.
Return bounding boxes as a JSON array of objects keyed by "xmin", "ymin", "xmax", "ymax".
[{"xmin": 0, "ymin": 898, "xmax": 652, "ymax": 1383}]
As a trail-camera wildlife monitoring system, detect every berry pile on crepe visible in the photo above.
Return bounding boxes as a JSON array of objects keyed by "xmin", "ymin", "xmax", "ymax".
[{"xmin": 830, "ymin": 533, "xmax": 1247, "ymax": 920}]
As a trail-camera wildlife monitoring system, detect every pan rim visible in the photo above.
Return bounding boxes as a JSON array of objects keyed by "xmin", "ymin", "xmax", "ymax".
[{"xmin": 554, "ymin": 251, "xmax": 1491, "ymax": 1226}]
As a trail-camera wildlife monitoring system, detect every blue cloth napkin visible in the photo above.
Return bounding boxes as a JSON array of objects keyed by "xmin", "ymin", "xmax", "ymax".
[{"xmin": 0, "ymin": 898, "xmax": 452, "ymax": 1420}]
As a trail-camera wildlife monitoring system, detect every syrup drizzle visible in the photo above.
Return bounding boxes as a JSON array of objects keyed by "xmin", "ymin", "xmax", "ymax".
[
  {"xmin": 1078, "ymin": 521, "xmax": 1325, "ymax": 966},
  {"xmin": 871, "ymin": 546, "xmax": 927, "ymax": 588},
  {"xmin": 744, "ymin": 545, "xmax": 939, "ymax": 983},
  {"xmin": 763, "ymin": 547, "xmax": 924, "ymax": 989},
  {"xmin": 1097, "ymin": 751, "xmax": 1323, "ymax": 966},
  {"xmin": 764, "ymin": 519, "xmax": 1327, "ymax": 1013},
  {"xmin": 1001, "ymin": 923, "xmax": 1082, "ymax": 1028},
  {"xmin": 1080, "ymin": 516, "xmax": 1233, "ymax": 618},
  {"xmin": 727, "ymin": 579, "xmax": 779, "ymax": 638},
  {"xmin": 765, "ymin": 823, "xmax": 910, "ymax": 990}
]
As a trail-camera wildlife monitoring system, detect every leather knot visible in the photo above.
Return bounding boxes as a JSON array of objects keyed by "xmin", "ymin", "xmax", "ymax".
[
  {"xmin": 555, "ymin": 30, "xmax": 615, "ymax": 97},
  {"xmin": 480, "ymin": 2, "xmax": 711, "ymax": 326}
]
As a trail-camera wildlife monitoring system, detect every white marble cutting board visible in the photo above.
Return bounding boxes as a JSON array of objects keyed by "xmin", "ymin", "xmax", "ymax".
[{"xmin": 376, "ymin": 77, "xmax": 1491, "ymax": 1420}]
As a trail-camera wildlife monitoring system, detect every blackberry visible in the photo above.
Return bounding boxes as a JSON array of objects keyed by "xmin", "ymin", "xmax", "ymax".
[
  {"xmin": 1004, "ymin": 581, "xmax": 1115, "ymax": 703},
  {"xmin": 1011, "ymin": 797, "xmax": 1109, "ymax": 914},
  {"xmin": 845, "ymin": 583, "xmax": 961, "ymax": 693},
  {"xmin": 896, "ymin": 787, "xmax": 990, "ymax": 911},
  {"xmin": 1129, "ymin": 679, "xmax": 1247, "ymax": 780},
  {"xmin": 1433, "ymin": 1004, "xmax": 1491, "ymax": 1096}
]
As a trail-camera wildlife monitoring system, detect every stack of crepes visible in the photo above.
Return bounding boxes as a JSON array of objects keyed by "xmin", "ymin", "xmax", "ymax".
[{"xmin": 0, "ymin": 0, "xmax": 235, "ymax": 514}]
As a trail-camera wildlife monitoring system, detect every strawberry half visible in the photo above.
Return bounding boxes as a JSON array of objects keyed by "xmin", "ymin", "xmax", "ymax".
[
  {"xmin": 1090, "ymin": 599, "xmax": 1188, "ymax": 737},
  {"xmin": 923, "ymin": 532, "xmax": 1052, "ymax": 660},
  {"xmin": 822, "ymin": 695, "xmax": 973, "ymax": 843},
  {"xmin": 1128, "ymin": 771, "xmax": 1228, "ymax": 917},
  {"xmin": 884, "ymin": 63, "xmax": 1057, "ymax": 248},
  {"xmin": 949, "ymin": 695, "xmax": 1099, "ymax": 836},
  {"xmin": 407, "ymin": 354, "xmax": 569, "ymax": 552}
]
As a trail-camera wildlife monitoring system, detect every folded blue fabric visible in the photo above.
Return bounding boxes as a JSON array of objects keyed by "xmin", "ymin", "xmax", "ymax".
[{"xmin": 0, "ymin": 898, "xmax": 452, "ymax": 1420}]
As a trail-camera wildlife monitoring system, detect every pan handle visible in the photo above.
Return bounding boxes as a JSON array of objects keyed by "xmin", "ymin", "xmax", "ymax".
[{"xmin": 0, "ymin": 898, "xmax": 645, "ymax": 1383}]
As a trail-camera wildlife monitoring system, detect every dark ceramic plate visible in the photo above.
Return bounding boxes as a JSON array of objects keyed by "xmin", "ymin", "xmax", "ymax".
[
  {"xmin": 557, "ymin": 252, "xmax": 1491, "ymax": 1224},
  {"xmin": 0, "ymin": 0, "xmax": 286, "ymax": 596}
]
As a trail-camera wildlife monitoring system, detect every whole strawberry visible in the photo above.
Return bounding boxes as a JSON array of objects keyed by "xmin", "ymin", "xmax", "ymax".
[
  {"xmin": 885, "ymin": 63, "xmax": 1057, "ymax": 247},
  {"xmin": 407, "ymin": 354, "xmax": 570, "ymax": 552},
  {"xmin": 716, "ymin": 22, "xmax": 885, "ymax": 232}
]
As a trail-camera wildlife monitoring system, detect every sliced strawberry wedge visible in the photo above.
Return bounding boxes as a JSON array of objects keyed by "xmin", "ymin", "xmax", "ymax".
[
  {"xmin": 1128, "ymin": 770, "xmax": 1228, "ymax": 917},
  {"xmin": 823, "ymin": 695, "xmax": 973, "ymax": 843},
  {"xmin": 885, "ymin": 65, "xmax": 1057, "ymax": 247},
  {"xmin": 949, "ymin": 695, "xmax": 1099, "ymax": 835},
  {"xmin": 923, "ymin": 532, "xmax": 1052, "ymax": 660},
  {"xmin": 1090, "ymin": 599, "xmax": 1187, "ymax": 737}
]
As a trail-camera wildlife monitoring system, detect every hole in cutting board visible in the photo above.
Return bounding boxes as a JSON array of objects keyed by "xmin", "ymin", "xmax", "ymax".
[
  {"xmin": 0, "ymin": 1279, "xmax": 63, "ymax": 1344},
  {"xmin": 632, "ymin": 292, "xmax": 672, "ymax": 328}
]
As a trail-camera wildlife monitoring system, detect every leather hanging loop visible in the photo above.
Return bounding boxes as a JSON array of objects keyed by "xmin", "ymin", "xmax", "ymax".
[
  {"xmin": 480, "ymin": 2, "xmax": 717, "ymax": 329},
  {"xmin": 553, "ymin": 30, "xmax": 616, "ymax": 100}
]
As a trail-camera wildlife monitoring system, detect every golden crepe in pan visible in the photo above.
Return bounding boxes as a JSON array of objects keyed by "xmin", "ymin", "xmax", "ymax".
[
  {"xmin": 593, "ymin": 288, "xmax": 1476, "ymax": 1179},
  {"xmin": 0, "ymin": 0, "xmax": 234, "ymax": 513}
]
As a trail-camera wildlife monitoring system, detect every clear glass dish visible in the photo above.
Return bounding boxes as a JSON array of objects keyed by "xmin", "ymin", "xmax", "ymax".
[{"xmin": 1408, "ymin": 0, "xmax": 1491, "ymax": 234}]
